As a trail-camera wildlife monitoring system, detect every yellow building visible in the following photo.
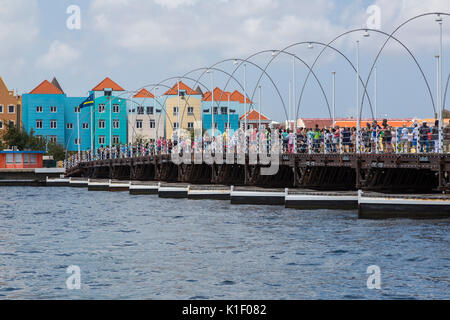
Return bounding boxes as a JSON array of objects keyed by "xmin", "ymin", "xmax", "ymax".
[{"xmin": 163, "ymin": 81, "xmax": 202, "ymax": 140}]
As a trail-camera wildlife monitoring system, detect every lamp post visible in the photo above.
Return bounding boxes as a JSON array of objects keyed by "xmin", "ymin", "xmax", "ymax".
[
  {"xmin": 243, "ymin": 63, "xmax": 247, "ymax": 133},
  {"xmin": 332, "ymin": 71, "xmax": 336, "ymax": 128},
  {"xmin": 374, "ymin": 66, "xmax": 377, "ymax": 121},
  {"xmin": 356, "ymin": 40, "xmax": 361, "ymax": 154},
  {"xmin": 293, "ymin": 54, "xmax": 297, "ymax": 152},
  {"xmin": 77, "ymin": 106, "xmax": 80, "ymax": 158},
  {"xmin": 90, "ymin": 92, "xmax": 94, "ymax": 156},
  {"xmin": 177, "ymin": 79, "xmax": 180, "ymax": 152},
  {"xmin": 436, "ymin": 14, "xmax": 444, "ymax": 153},
  {"xmin": 153, "ymin": 86, "xmax": 159, "ymax": 144}
]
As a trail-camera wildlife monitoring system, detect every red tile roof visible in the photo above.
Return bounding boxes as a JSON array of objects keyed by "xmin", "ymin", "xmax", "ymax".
[
  {"xmin": 230, "ymin": 90, "xmax": 252, "ymax": 104},
  {"xmin": 92, "ymin": 77, "xmax": 125, "ymax": 91},
  {"xmin": 240, "ymin": 110, "xmax": 270, "ymax": 121},
  {"xmin": 203, "ymin": 88, "xmax": 253, "ymax": 103},
  {"xmin": 202, "ymin": 87, "xmax": 232, "ymax": 101},
  {"xmin": 30, "ymin": 80, "xmax": 64, "ymax": 94},
  {"xmin": 164, "ymin": 81, "xmax": 200, "ymax": 96},
  {"xmin": 133, "ymin": 88, "xmax": 155, "ymax": 98}
]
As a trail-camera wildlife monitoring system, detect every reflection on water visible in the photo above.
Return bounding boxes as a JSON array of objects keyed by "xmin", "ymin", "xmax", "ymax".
[{"xmin": 0, "ymin": 187, "xmax": 448, "ymax": 299}]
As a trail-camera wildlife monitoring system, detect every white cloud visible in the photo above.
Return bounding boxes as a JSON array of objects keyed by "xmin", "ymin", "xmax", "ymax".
[
  {"xmin": 36, "ymin": 41, "xmax": 81, "ymax": 70},
  {"xmin": 0, "ymin": 0, "xmax": 39, "ymax": 56},
  {"xmin": 88, "ymin": 0, "xmax": 341, "ymax": 58},
  {"xmin": 154, "ymin": 0, "xmax": 197, "ymax": 9}
]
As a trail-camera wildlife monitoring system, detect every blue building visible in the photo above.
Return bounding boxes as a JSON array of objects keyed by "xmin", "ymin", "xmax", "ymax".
[
  {"xmin": 201, "ymin": 88, "xmax": 250, "ymax": 133},
  {"xmin": 64, "ymin": 96, "xmax": 91, "ymax": 152},
  {"xmin": 90, "ymin": 77, "xmax": 128, "ymax": 150},
  {"xmin": 22, "ymin": 80, "xmax": 67, "ymax": 146},
  {"xmin": 22, "ymin": 78, "xmax": 99, "ymax": 152}
]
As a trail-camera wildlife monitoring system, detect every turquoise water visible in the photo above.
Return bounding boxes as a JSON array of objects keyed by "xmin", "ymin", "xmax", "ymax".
[{"xmin": 0, "ymin": 187, "xmax": 448, "ymax": 299}]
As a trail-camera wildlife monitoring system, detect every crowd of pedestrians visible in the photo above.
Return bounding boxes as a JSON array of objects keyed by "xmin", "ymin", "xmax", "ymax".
[{"xmin": 65, "ymin": 119, "xmax": 450, "ymax": 168}]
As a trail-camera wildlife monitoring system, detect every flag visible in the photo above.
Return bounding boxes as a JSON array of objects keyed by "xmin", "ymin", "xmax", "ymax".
[{"xmin": 79, "ymin": 93, "xmax": 95, "ymax": 109}]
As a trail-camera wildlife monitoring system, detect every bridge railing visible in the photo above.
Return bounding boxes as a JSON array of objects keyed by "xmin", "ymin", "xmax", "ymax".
[{"xmin": 64, "ymin": 125, "xmax": 449, "ymax": 170}]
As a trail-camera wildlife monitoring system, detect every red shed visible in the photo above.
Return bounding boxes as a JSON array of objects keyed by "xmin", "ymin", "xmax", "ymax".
[{"xmin": 0, "ymin": 151, "xmax": 45, "ymax": 169}]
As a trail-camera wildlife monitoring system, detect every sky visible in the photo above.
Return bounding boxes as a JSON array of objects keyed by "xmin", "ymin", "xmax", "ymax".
[{"xmin": 0, "ymin": 0, "xmax": 449, "ymax": 122}]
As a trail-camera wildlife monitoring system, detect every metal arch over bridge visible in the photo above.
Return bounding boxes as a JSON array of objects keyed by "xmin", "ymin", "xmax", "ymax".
[{"xmin": 66, "ymin": 12, "xmax": 450, "ymax": 194}]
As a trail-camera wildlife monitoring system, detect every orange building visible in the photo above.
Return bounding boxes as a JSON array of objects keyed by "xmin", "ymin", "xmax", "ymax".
[
  {"xmin": 0, "ymin": 151, "xmax": 44, "ymax": 169},
  {"xmin": 0, "ymin": 76, "xmax": 21, "ymax": 143}
]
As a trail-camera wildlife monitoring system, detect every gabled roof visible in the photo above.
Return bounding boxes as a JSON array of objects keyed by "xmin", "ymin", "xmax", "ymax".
[
  {"xmin": 240, "ymin": 110, "xmax": 270, "ymax": 122},
  {"xmin": 133, "ymin": 88, "xmax": 155, "ymax": 99},
  {"xmin": 163, "ymin": 81, "xmax": 200, "ymax": 95},
  {"xmin": 92, "ymin": 77, "xmax": 125, "ymax": 91},
  {"xmin": 230, "ymin": 90, "xmax": 252, "ymax": 104},
  {"xmin": 202, "ymin": 88, "xmax": 253, "ymax": 103},
  {"xmin": 202, "ymin": 87, "xmax": 232, "ymax": 101},
  {"xmin": 30, "ymin": 80, "xmax": 64, "ymax": 94},
  {"xmin": 51, "ymin": 77, "xmax": 64, "ymax": 94}
]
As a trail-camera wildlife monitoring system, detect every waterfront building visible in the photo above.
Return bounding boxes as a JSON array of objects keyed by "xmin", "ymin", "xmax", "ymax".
[
  {"xmin": 0, "ymin": 150, "xmax": 44, "ymax": 169},
  {"xmin": 240, "ymin": 110, "xmax": 271, "ymax": 129},
  {"xmin": 0, "ymin": 76, "xmax": 22, "ymax": 144},
  {"xmin": 65, "ymin": 96, "xmax": 91, "ymax": 152},
  {"xmin": 22, "ymin": 80, "xmax": 66, "ymax": 145},
  {"xmin": 90, "ymin": 77, "xmax": 128, "ymax": 149},
  {"xmin": 128, "ymin": 88, "xmax": 165, "ymax": 144},
  {"xmin": 201, "ymin": 88, "xmax": 250, "ymax": 134},
  {"xmin": 164, "ymin": 81, "xmax": 202, "ymax": 140}
]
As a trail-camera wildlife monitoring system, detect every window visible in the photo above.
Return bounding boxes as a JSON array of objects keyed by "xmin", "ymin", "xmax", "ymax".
[
  {"xmin": 0, "ymin": 121, "xmax": 2, "ymax": 129},
  {"xmin": 187, "ymin": 122, "xmax": 194, "ymax": 129},
  {"xmin": 82, "ymin": 123, "xmax": 89, "ymax": 129},
  {"xmin": 67, "ymin": 123, "xmax": 73, "ymax": 129},
  {"xmin": 98, "ymin": 136, "xmax": 105, "ymax": 145},
  {"xmin": 113, "ymin": 104, "xmax": 119, "ymax": 113},
  {"xmin": 49, "ymin": 136, "xmax": 57, "ymax": 143},
  {"xmin": 146, "ymin": 107, "xmax": 154, "ymax": 115},
  {"xmin": 15, "ymin": 154, "xmax": 22, "ymax": 164},
  {"xmin": 137, "ymin": 107, "xmax": 144, "ymax": 115},
  {"xmin": 23, "ymin": 154, "xmax": 29, "ymax": 164},
  {"xmin": 50, "ymin": 106, "xmax": 57, "ymax": 113},
  {"xmin": 221, "ymin": 107, "xmax": 228, "ymax": 115},
  {"xmin": 98, "ymin": 120, "xmax": 105, "ymax": 129},
  {"xmin": 173, "ymin": 107, "xmax": 179, "ymax": 116},
  {"xmin": 173, "ymin": 122, "xmax": 179, "ymax": 129},
  {"xmin": 136, "ymin": 120, "xmax": 143, "ymax": 129},
  {"xmin": 36, "ymin": 120, "xmax": 43, "ymax": 129},
  {"xmin": 0, "ymin": 105, "xmax": 3, "ymax": 113},
  {"xmin": 6, "ymin": 153, "xmax": 13, "ymax": 164},
  {"xmin": 30, "ymin": 154, "xmax": 36, "ymax": 164},
  {"xmin": 187, "ymin": 107, "xmax": 194, "ymax": 115},
  {"xmin": 9, "ymin": 121, "xmax": 14, "ymax": 127},
  {"xmin": 113, "ymin": 119, "xmax": 120, "ymax": 129},
  {"xmin": 36, "ymin": 106, "xmax": 43, "ymax": 113},
  {"xmin": 113, "ymin": 136, "xmax": 120, "ymax": 144},
  {"xmin": 75, "ymin": 138, "xmax": 81, "ymax": 145},
  {"xmin": 99, "ymin": 104, "xmax": 105, "ymax": 113},
  {"xmin": 74, "ymin": 106, "xmax": 80, "ymax": 113},
  {"xmin": 50, "ymin": 120, "xmax": 57, "ymax": 129},
  {"xmin": 213, "ymin": 107, "xmax": 218, "ymax": 115},
  {"xmin": 150, "ymin": 120, "xmax": 155, "ymax": 129},
  {"xmin": 8, "ymin": 105, "xmax": 15, "ymax": 113}
]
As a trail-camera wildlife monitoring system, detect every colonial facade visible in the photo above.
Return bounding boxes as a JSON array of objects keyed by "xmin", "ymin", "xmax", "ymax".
[
  {"xmin": 0, "ymin": 76, "xmax": 21, "ymax": 143},
  {"xmin": 164, "ymin": 81, "xmax": 202, "ymax": 140},
  {"xmin": 90, "ymin": 77, "xmax": 128, "ymax": 150},
  {"xmin": 128, "ymin": 88, "xmax": 164, "ymax": 143},
  {"xmin": 22, "ymin": 80, "xmax": 67, "ymax": 145},
  {"xmin": 202, "ymin": 88, "xmax": 250, "ymax": 134}
]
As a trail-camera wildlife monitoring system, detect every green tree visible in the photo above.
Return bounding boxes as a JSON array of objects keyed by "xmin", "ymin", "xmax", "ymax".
[{"xmin": 2, "ymin": 124, "xmax": 66, "ymax": 160}]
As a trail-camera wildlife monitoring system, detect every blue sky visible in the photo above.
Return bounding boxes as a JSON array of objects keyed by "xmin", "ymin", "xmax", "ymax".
[{"xmin": 0, "ymin": 0, "xmax": 449, "ymax": 121}]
